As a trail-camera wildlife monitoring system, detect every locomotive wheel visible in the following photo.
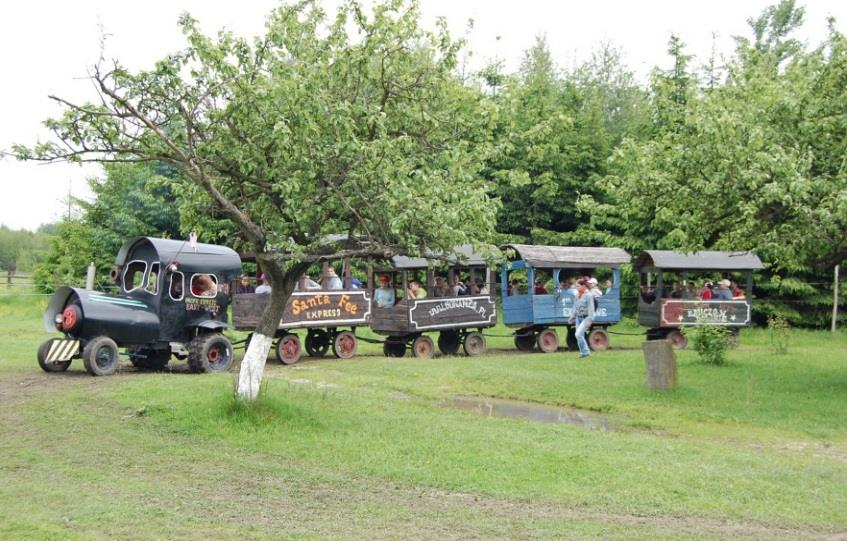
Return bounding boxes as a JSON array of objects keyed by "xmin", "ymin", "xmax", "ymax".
[
  {"xmin": 128, "ymin": 348, "xmax": 170, "ymax": 371},
  {"xmin": 383, "ymin": 340, "xmax": 406, "ymax": 358},
  {"xmin": 588, "ymin": 329, "xmax": 610, "ymax": 352},
  {"xmin": 666, "ymin": 330, "xmax": 688, "ymax": 350},
  {"xmin": 332, "ymin": 331, "xmax": 358, "ymax": 359},
  {"xmin": 305, "ymin": 329, "xmax": 330, "ymax": 357},
  {"xmin": 537, "ymin": 329, "xmax": 559, "ymax": 353},
  {"xmin": 463, "ymin": 332, "xmax": 486, "ymax": 356},
  {"xmin": 276, "ymin": 334, "xmax": 302, "ymax": 365},
  {"xmin": 514, "ymin": 333, "xmax": 535, "ymax": 352},
  {"xmin": 188, "ymin": 334, "xmax": 234, "ymax": 373},
  {"xmin": 437, "ymin": 331, "xmax": 461, "ymax": 355},
  {"xmin": 37, "ymin": 339, "xmax": 72, "ymax": 373},
  {"xmin": 83, "ymin": 336, "xmax": 120, "ymax": 376},
  {"xmin": 412, "ymin": 336, "xmax": 434, "ymax": 359}
]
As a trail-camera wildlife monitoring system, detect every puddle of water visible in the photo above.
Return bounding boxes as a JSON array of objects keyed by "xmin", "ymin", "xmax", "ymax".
[{"xmin": 441, "ymin": 397, "xmax": 611, "ymax": 431}]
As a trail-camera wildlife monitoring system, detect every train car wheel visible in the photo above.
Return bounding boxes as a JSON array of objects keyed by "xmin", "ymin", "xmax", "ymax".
[
  {"xmin": 588, "ymin": 329, "xmax": 610, "ymax": 351},
  {"xmin": 83, "ymin": 336, "xmax": 120, "ymax": 376},
  {"xmin": 276, "ymin": 334, "xmax": 302, "ymax": 365},
  {"xmin": 332, "ymin": 331, "xmax": 358, "ymax": 359},
  {"xmin": 463, "ymin": 332, "xmax": 486, "ymax": 356},
  {"xmin": 188, "ymin": 334, "xmax": 234, "ymax": 373},
  {"xmin": 514, "ymin": 333, "xmax": 535, "ymax": 352},
  {"xmin": 437, "ymin": 331, "xmax": 461, "ymax": 355},
  {"xmin": 306, "ymin": 329, "xmax": 330, "ymax": 357},
  {"xmin": 412, "ymin": 336, "xmax": 434, "ymax": 359},
  {"xmin": 666, "ymin": 330, "xmax": 688, "ymax": 350},
  {"xmin": 37, "ymin": 339, "xmax": 72, "ymax": 373},
  {"xmin": 537, "ymin": 329, "xmax": 559, "ymax": 353},
  {"xmin": 383, "ymin": 340, "xmax": 406, "ymax": 358}
]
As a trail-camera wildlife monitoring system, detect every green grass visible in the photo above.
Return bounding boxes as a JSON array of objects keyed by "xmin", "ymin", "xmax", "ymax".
[{"xmin": 1, "ymin": 292, "xmax": 846, "ymax": 540}]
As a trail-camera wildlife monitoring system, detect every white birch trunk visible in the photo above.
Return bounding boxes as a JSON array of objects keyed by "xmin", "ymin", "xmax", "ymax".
[{"xmin": 236, "ymin": 333, "xmax": 274, "ymax": 400}]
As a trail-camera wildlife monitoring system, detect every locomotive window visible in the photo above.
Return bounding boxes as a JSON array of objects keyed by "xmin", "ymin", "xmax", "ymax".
[
  {"xmin": 169, "ymin": 271, "xmax": 185, "ymax": 301},
  {"xmin": 146, "ymin": 263, "xmax": 160, "ymax": 295},
  {"xmin": 190, "ymin": 273, "xmax": 218, "ymax": 298},
  {"xmin": 123, "ymin": 260, "xmax": 148, "ymax": 293}
]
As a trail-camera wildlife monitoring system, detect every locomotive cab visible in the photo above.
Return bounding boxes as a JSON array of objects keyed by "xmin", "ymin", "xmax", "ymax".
[{"xmin": 38, "ymin": 237, "xmax": 241, "ymax": 376}]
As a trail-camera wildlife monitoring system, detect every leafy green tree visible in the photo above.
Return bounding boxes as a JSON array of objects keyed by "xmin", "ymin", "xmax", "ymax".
[{"xmin": 15, "ymin": 0, "xmax": 499, "ymax": 398}]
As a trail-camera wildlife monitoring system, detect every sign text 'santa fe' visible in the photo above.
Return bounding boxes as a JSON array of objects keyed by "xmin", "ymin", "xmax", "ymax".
[{"xmin": 292, "ymin": 293, "xmax": 358, "ymax": 317}]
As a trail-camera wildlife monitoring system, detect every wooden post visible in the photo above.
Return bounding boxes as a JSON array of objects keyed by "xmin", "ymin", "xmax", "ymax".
[
  {"xmin": 833, "ymin": 264, "xmax": 840, "ymax": 333},
  {"xmin": 643, "ymin": 339, "xmax": 677, "ymax": 390}
]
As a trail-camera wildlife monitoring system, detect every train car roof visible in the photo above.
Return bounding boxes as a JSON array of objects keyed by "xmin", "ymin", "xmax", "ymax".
[
  {"xmin": 115, "ymin": 237, "xmax": 241, "ymax": 272},
  {"xmin": 634, "ymin": 250, "xmax": 764, "ymax": 271},
  {"xmin": 384, "ymin": 244, "xmax": 493, "ymax": 270},
  {"xmin": 504, "ymin": 244, "xmax": 631, "ymax": 268}
]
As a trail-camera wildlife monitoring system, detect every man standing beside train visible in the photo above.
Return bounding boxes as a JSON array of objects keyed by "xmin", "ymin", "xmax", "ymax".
[{"xmin": 568, "ymin": 278, "xmax": 595, "ymax": 358}]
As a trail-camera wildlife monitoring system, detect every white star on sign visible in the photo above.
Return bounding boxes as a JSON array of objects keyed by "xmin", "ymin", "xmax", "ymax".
[
  {"xmin": 730, "ymin": 315, "xmax": 737, "ymax": 321},
  {"xmin": 678, "ymin": 315, "xmax": 684, "ymax": 321}
]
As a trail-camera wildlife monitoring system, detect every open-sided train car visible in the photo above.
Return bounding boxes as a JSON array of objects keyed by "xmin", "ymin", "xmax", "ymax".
[
  {"xmin": 634, "ymin": 250, "xmax": 764, "ymax": 348},
  {"xmin": 231, "ymin": 271, "xmax": 371, "ymax": 364},
  {"xmin": 369, "ymin": 245, "xmax": 497, "ymax": 358},
  {"xmin": 500, "ymin": 244, "xmax": 631, "ymax": 352},
  {"xmin": 38, "ymin": 237, "xmax": 241, "ymax": 375}
]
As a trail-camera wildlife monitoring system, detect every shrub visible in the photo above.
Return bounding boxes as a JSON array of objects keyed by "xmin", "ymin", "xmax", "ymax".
[
  {"xmin": 768, "ymin": 315, "xmax": 791, "ymax": 354},
  {"xmin": 684, "ymin": 319, "xmax": 730, "ymax": 365}
]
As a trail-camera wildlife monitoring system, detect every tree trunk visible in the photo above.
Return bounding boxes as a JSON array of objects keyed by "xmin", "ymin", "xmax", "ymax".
[
  {"xmin": 642, "ymin": 339, "xmax": 677, "ymax": 390},
  {"xmin": 236, "ymin": 255, "xmax": 307, "ymax": 400}
]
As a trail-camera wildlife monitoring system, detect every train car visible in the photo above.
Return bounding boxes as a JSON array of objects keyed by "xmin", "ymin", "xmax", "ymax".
[
  {"xmin": 38, "ymin": 237, "xmax": 241, "ymax": 375},
  {"xmin": 634, "ymin": 250, "xmax": 764, "ymax": 348},
  {"xmin": 500, "ymin": 244, "xmax": 631, "ymax": 352},
  {"xmin": 369, "ymin": 246, "xmax": 497, "ymax": 358},
  {"xmin": 231, "ymin": 273, "xmax": 371, "ymax": 365}
]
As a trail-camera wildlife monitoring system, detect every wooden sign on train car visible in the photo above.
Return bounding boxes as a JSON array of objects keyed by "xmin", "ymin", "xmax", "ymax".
[
  {"xmin": 660, "ymin": 300, "xmax": 750, "ymax": 327},
  {"xmin": 408, "ymin": 295, "xmax": 497, "ymax": 331},
  {"xmin": 232, "ymin": 291, "xmax": 371, "ymax": 330}
]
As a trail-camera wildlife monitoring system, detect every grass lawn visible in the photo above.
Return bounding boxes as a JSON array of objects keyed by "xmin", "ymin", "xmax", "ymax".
[{"xmin": 1, "ymin": 292, "xmax": 846, "ymax": 540}]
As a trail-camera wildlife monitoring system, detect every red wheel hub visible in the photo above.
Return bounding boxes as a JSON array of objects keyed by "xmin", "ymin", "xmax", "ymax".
[
  {"xmin": 62, "ymin": 306, "xmax": 78, "ymax": 331},
  {"xmin": 207, "ymin": 347, "xmax": 220, "ymax": 363}
]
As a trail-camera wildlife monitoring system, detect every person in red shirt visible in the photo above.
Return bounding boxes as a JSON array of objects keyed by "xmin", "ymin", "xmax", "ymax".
[{"xmin": 699, "ymin": 281, "xmax": 713, "ymax": 300}]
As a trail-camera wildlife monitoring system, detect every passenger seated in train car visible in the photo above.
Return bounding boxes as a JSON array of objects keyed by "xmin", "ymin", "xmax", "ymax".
[
  {"xmin": 433, "ymin": 275, "xmax": 451, "ymax": 297},
  {"xmin": 255, "ymin": 273, "xmax": 272, "ymax": 294},
  {"xmin": 322, "ymin": 267, "xmax": 343, "ymax": 290},
  {"xmin": 477, "ymin": 280, "xmax": 489, "ymax": 295},
  {"xmin": 640, "ymin": 285, "xmax": 656, "ymax": 303},
  {"xmin": 294, "ymin": 273, "xmax": 321, "ymax": 291},
  {"xmin": 452, "ymin": 275, "xmax": 467, "ymax": 296},
  {"xmin": 699, "ymin": 280, "xmax": 714, "ymax": 300},
  {"xmin": 587, "ymin": 277, "xmax": 603, "ymax": 297},
  {"xmin": 342, "ymin": 270, "xmax": 363, "ymax": 289},
  {"xmin": 731, "ymin": 280, "xmax": 746, "ymax": 300},
  {"xmin": 191, "ymin": 274, "xmax": 217, "ymax": 297},
  {"xmin": 684, "ymin": 282, "xmax": 697, "ymax": 299},
  {"xmin": 668, "ymin": 281, "xmax": 684, "ymax": 299},
  {"xmin": 235, "ymin": 274, "xmax": 254, "ymax": 294},
  {"xmin": 712, "ymin": 279, "xmax": 733, "ymax": 300},
  {"xmin": 374, "ymin": 274, "xmax": 395, "ymax": 307},
  {"xmin": 603, "ymin": 279, "xmax": 613, "ymax": 295},
  {"xmin": 533, "ymin": 278, "xmax": 548, "ymax": 295},
  {"xmin": 509, "ymin": 279, "xmax": 521, "ymax": 296},
  {"xmin": 467, "ymin": 279, "xmax": 480, "ymax": 295},
  {"xmin": 406, "ymin": 280, "xmax": 427, "ymax": 300}
]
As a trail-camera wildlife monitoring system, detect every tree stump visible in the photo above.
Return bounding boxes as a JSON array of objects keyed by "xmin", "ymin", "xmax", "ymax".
[{"xmin": 642, "ymin": 339, "xmax": 677, "ymax": 390}]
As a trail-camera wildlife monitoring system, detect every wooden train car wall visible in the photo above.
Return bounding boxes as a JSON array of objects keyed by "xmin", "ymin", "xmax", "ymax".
[
  {"xmin": 371, "ymin": 294, "xmax": 496, "ymax": 333},
  {"xmin": 232, "ymin": 290, "xmax": 371, "ymax": 330}
]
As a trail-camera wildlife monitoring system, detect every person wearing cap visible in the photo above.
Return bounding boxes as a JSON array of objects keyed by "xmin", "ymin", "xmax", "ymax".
[
  {"xmin": 255, "ymin": 273, "xmax": 272, "ymax": 295},
  {"xmin": 713, "ymin": 278, "xmax": 733, "ymax": 300},
  {"xmin": 235, "ymin": 274, "xmax": 255, "ymax": 294},
  {"xmin": 587, "ymin": 277, "xmax": 603, "ymax": 297},
  {"xmin": 375, "ymin": 275, "xmax": 395, "ymax": 308}
]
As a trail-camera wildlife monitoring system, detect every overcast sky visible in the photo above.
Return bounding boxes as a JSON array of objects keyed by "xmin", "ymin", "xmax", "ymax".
[{"xmin": 2, "ymin": 0, "xmax": 845, "ymax": 231}]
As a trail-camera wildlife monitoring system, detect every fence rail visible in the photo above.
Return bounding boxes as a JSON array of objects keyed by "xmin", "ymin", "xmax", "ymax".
[{"xmin": 2, "ymin": 269, "xmax": 35, "ymax": 288}]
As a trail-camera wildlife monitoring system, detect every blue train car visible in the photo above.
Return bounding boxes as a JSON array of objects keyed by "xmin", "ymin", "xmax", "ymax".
[{"xmin": 500, "ymin": 244, "xmax": 631, "ymax": 352}]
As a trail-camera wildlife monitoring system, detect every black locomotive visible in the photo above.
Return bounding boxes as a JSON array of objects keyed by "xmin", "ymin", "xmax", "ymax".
[{"xmin": 38, "ymin": 237, "xmax": 241, "ymax": 375}]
